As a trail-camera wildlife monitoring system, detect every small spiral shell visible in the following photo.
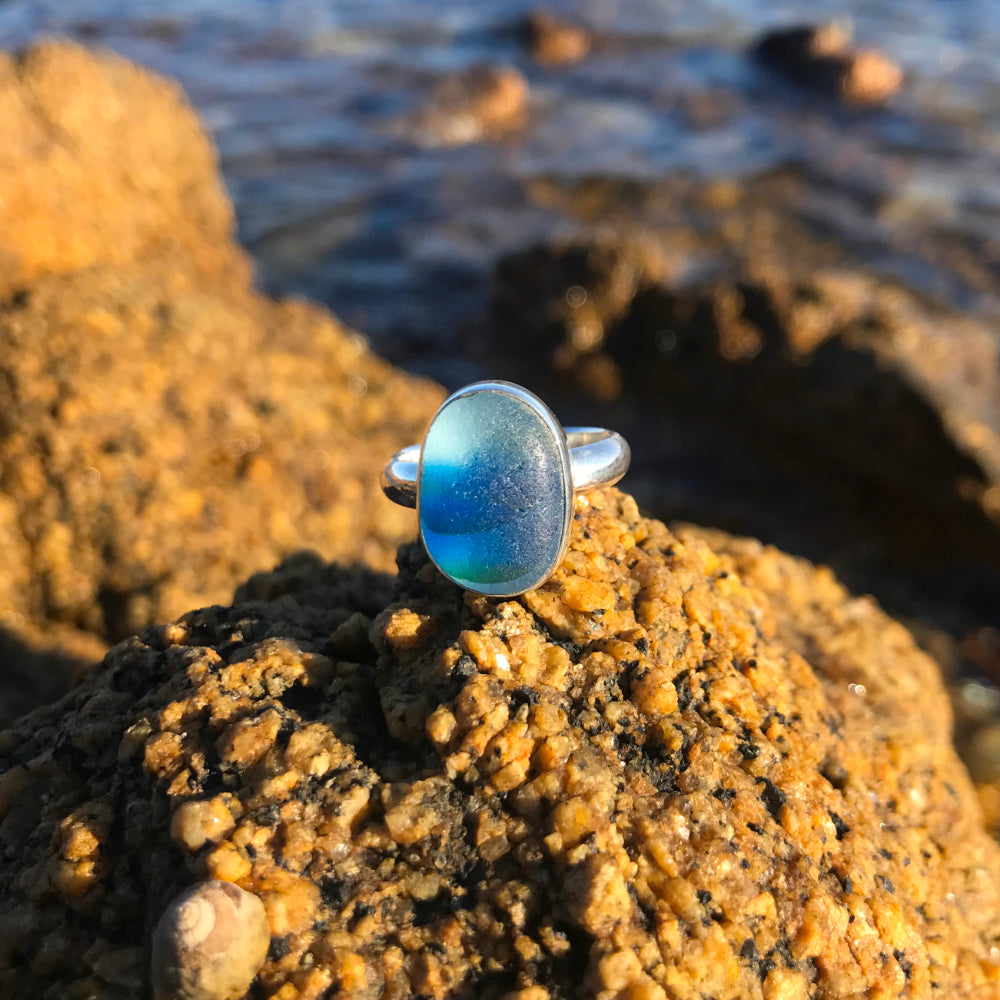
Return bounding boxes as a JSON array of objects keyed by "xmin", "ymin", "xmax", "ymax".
[
  {"xmin": 170, "ymin": 893, "xmax": 218, "ymax": 949},
  {"xmin": 151, "ymin": 881, "xmax": 270, "ymax": 1000}
]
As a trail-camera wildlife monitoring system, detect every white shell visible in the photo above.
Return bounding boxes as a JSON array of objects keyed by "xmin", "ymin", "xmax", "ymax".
[
  {"xmin": 171, "ymin": 894, "xmax": 218, "ymax": 949},
  {"xmin": 151, "ymin": 881, "xmax": 271, "ymax": 1000}
]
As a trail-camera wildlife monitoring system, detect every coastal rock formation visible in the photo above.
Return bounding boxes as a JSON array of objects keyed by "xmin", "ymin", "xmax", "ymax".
[
  {"xmin": 523, "ymin": 10, "xmax": 591, "ymax": 67},
  {"xmin": 0, "ymin": 41, "xmax": 248, "ymax": 293},
  {"xmin": 1, "ymin": 489, "xmax": 998, "ymax": 999},
  {"xmin": 0, "ymin": 261, "xmax": 441, "ymax": 665},
  {"xmin": 754, "ymin": 24, "xmax": 903, "ymax": 105},
  {"xmin": 0, "ymin": 41, "xmax": 443, "ymax": 724},
  {"xmin": 417, "ymin": 64, "xmax": 528, "ymax": 146}
]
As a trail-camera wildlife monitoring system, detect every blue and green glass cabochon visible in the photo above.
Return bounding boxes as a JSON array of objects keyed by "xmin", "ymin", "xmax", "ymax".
[{"xmin": 418, "ymin": 383, "xmax": 571, "ymax": 595}]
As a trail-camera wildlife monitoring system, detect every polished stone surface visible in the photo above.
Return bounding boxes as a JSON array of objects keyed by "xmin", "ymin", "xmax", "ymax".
[{"xmin": 419, "ymin": 387, "xmax": 568, "ymax": 594}]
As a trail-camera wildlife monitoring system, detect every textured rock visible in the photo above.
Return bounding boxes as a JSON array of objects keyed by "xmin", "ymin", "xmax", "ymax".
[
  {"xmin": 0, "ymin": 41, "xmax": 444, "ymax": 724},
  {"xmin": 0, "ymin": 41, "xmax": 248, "ymax": 294},
  {"xmin": 1, "ymin": 489, "xmax": 998, "ymax": 999},
  {"xmin": 0, "ymin": 260, "xmax": 441, "ymax": 650}
]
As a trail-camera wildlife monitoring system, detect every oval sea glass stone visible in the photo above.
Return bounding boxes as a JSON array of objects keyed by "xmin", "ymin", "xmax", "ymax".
[{"xmin": 418, "ymin": 386, "xmax": 570, "ymax": 595}]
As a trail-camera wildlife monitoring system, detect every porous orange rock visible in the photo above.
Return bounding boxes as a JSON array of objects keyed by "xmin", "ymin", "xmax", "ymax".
[
  {"xmin": 0, "ymin": 261, "xmax": 441, "ymax": 655},
  {"xmin": 0, "ymin": 41, "xmax": 248, "ymax": 293},
  {"xmin": 1, "ymin": 489, "xmax": 998, "ymax": 999},
  {"xmin": 0, "ymin": 42, "xmax": 443, "ymax": 724}
]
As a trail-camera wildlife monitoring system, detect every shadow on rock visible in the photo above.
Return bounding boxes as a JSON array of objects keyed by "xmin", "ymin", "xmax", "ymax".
[{"xmin": 0, "ymin": 623, "xmax": 100, "ymax": 730}]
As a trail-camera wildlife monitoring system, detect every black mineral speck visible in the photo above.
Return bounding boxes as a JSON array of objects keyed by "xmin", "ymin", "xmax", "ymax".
[
  {"xmin": 756, "ymin": 777, "xmax": 786, "ymax": 820},
  {"xmin": 830, "ymin": 812, "xmax": 850, "ymax": 840},
  {"xmin": 319, "ymin": 876, "xmax": 349, "ymax": 911},
  {"xmin": 268, "ymin": 935, "xmax": 292, "ymax": 961},
  {"xmin": 876, "ymin": 874, "xmax": 895, "ymax": 894}
]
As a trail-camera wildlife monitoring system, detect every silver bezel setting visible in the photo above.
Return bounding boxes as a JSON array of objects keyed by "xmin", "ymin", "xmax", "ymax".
[{"xmin": 416, "ymin": 381, "xmax": 574, "ymax": 597}]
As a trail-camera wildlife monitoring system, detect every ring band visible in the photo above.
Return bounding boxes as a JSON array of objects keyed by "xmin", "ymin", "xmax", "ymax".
[
  {"xmin": 381, "ymin": 381, "xmax": 630, "ymax": 596},
  {"xmin": 381, "ymin": 427, "xmax": 630, "ymax": 509}
]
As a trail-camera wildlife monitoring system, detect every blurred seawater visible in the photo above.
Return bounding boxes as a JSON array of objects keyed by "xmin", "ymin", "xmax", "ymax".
[{"xmin": 2, "ymin": 0, "xmax": 1000, "ymax": 382}]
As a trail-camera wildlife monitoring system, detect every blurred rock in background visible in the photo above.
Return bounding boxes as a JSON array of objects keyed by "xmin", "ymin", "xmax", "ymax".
[
  {"xmin": 414, "ymin": 63, "xmax": 529, "ymax": 146},
  {"xmin": 754, "ymin": 23, "xmax": 903, "ymax": 105},
  {"xmin": 522, "ymin": 8, "xmax": 591, "ymax": 67},
  {"xmin": 0, "ymin": 43, "xmax": 442, "ymax": 726},
  {"xmin": 0, "ymin": 41, "xmax": 248, "ymax": 294}
]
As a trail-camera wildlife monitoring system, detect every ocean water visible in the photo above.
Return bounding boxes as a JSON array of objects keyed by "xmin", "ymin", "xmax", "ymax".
[{"xmin": 3, "ymin": 0, "xmax": 1000, "ymax": 381}]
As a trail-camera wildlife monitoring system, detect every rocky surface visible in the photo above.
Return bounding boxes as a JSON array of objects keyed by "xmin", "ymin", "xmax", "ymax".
[
  {"xmin": 0, "ymin": 42, "xmax": 443, "ymax": 725},
  {"xmin": 0, "ymin": 41, "xmax": 248, "ymax": 294},
  {"xmin": 0, "ymin": 260, "xmax": 440, "ymax": 646},
  {"xmin": 2, "ymin": 488, "xmax": 998, "ymax": 999}
]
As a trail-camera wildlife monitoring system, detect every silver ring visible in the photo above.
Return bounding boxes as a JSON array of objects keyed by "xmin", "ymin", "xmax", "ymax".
[{"xmin": 381, "ymin": 380, "xmax": 630, "ymax": 596}]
